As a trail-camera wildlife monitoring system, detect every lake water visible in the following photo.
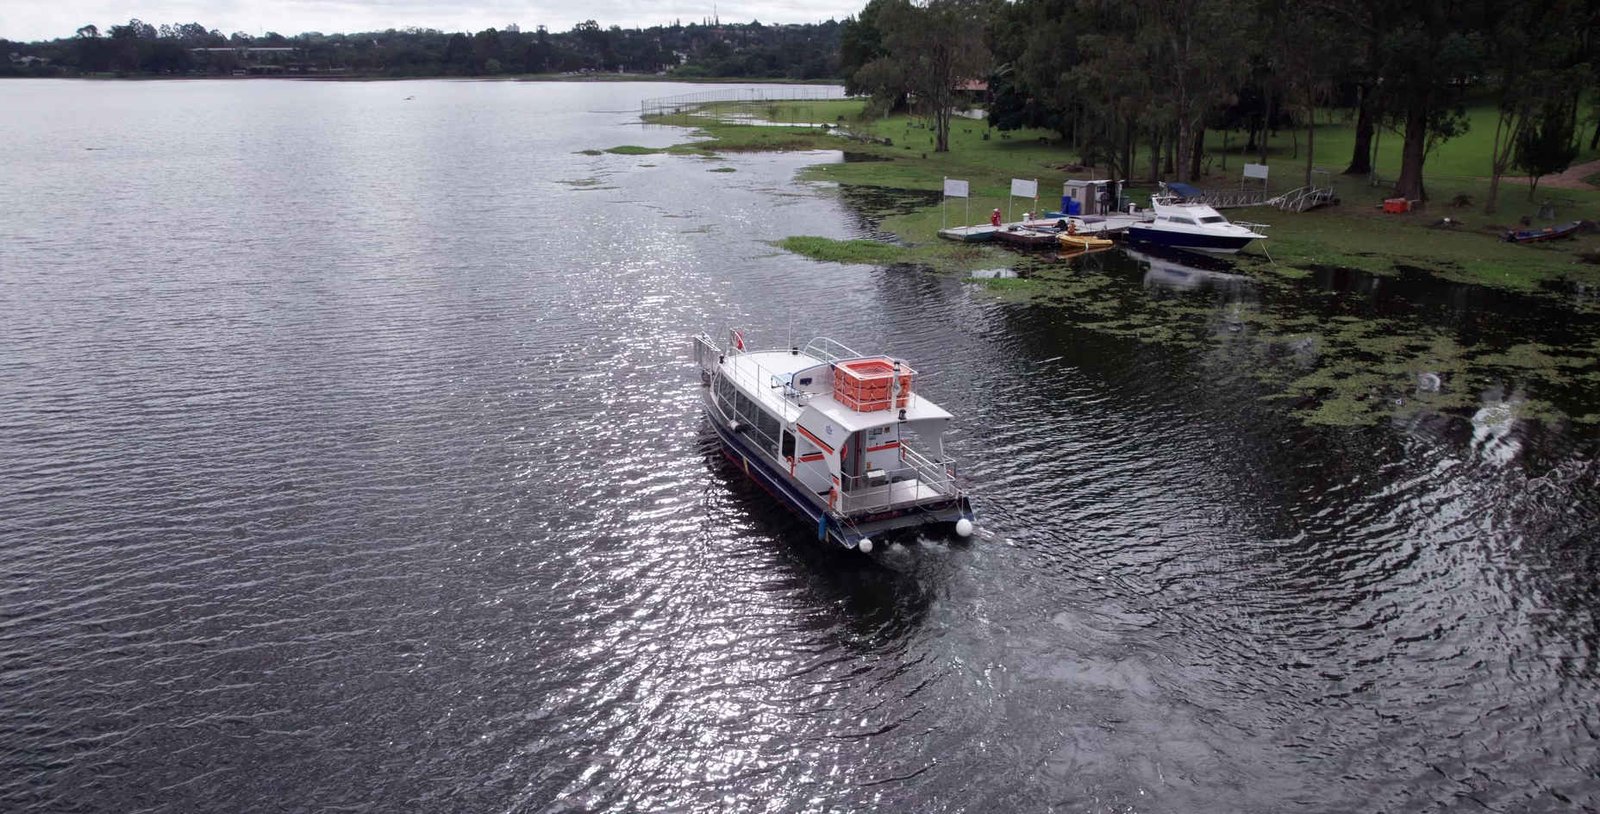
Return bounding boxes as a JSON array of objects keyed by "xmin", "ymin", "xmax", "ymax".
[{"xmin": 2, "ymin": 79, "xmax": 1597, "ymax": 812}]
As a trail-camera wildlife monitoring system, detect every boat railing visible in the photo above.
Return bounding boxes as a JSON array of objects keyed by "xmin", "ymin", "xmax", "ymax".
[
  {"xmin": 837, "ymin": 444, "xmax": 958, "ymax": 515},
  {"xmin": 692, "ymin": 334, "xmax": 720, "ymax": 377},
  {"xmin": 720, "ymin": 350, "xmax": 820, "ymax": 410},
  {"xmin": 801, "ymin": 337, "xmax": 861, "ymax": 365}
]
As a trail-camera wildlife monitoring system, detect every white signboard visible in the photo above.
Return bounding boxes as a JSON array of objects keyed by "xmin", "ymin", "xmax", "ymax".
[
  {"xmin": 1243, "ymin": 163, "xmax": 1270, "ymax": 180},
  {"xmin": 1010, "ymin": 178, "xmax": 1039, "ymax": 198},
  {"xmin": 943, "ymin": 178, "xmax": 970, "ymax": 198}
]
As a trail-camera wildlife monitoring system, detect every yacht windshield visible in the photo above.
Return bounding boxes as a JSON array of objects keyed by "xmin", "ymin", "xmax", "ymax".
[{"xmin": 1199, "ymin": 215, "xmax": 1227, "ymax": 224}]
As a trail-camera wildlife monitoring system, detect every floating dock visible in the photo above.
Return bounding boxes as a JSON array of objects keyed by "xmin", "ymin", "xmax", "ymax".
[{"xmin": 937, "ymin": 225, "xmax": 999, "ymax": 243}]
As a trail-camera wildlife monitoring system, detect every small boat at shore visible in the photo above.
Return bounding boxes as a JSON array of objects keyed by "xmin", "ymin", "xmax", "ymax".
[
  {"xmin": 1504, "ymin": 221, "xmax": 1581, "ymax": 243},
  {"xmin": 691, "ymin": 331, "xmax": 975, "ymax": 553},
  {"xmin": 994, "ymin": 225, "xmax": 1061, "ymax": 248},
  {"xmin": 1127, "ymin": 197, "xmax": 1268, "ymax": 254},
  {"xmin": 1059, "ymin": 233, "xmax": 1115, "ymax": 250}
]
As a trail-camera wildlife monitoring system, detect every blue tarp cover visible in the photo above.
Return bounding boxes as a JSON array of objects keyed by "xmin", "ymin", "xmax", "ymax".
[{"xmin": 1165, "ymin": 182, "xmax": 1203, "ymax": 198}]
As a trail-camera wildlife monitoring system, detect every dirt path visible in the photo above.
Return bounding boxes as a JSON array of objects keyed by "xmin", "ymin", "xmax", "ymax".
[{"xmin": 1503, "ymin": 156, "xmax": 1600, "ymax": 190}]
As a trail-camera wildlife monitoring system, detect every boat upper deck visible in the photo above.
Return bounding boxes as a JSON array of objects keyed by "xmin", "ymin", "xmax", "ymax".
[{"xmin": 721, "ymin": 349, "xmax": 953, "ymax": 431}]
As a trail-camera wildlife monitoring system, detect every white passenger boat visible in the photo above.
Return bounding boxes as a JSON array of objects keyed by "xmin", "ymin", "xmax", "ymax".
[
  {"xmin": 691, "ymin": 331, "xmax": 975, "ymax": 553},
  {"xmin": 1127, "ymin": 196, "xmax": 1269, "ymax": 254}
]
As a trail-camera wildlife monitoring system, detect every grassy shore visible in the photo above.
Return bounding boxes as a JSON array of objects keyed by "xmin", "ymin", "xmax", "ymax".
[
  {"xmin": 624, "ymin": 99, "xmax": 1600, "ymax": 291},
  {"xmin": 602, "ymin": 99, "xmax": 1600, "ymax": 429}
]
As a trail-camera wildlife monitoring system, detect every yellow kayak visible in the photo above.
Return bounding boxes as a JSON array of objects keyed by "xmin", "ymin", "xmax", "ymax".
[{"xmin": 1059, "ymin": 233, "xmax": 1115, "ymax": 250}]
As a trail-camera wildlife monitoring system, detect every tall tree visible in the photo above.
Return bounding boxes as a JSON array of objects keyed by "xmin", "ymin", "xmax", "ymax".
[
  {"xmin": 857, "ymin": 0, "xmax": 991, "ymax": 151},
  {"xmin": 840, "ymin": 0, "xmax": 904, "ymax": 96},
  {"xmin": 1516, "ymin": 96, "xmax": 1581, "ymax": 199},
  {"xmin": 1131, "ymin": 0, "xmax": 1250, "ymax": 182},
  {"xmin": 1375, "ymin": 1, "xmax": 1484, "ymax": 201},
  {"xmin": 1268, "ymin": 0, "xmax": 1345, "ymax": 186},
  {"xmin": 1483, "ymin": 0, "xmax": 1590, "ymax": 214}
]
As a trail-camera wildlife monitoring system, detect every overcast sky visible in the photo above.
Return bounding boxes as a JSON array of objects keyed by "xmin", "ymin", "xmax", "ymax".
[{"xmin": 2, "ymin": 0, "xmax": 860, "ymax": 42}]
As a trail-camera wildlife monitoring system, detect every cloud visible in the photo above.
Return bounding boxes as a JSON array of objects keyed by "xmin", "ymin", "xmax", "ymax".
[{"xmin": 2, "ymin": 0, "xmax": 859, "ymax": 41}]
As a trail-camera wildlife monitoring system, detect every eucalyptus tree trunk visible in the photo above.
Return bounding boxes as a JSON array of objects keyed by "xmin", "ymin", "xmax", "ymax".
[
  {"xmin": 1190, "ymin": 125, "xmax": 1205, "ymax": 181},
  {"xmin": 1392, "ymin": 104, "xmax": 1428, "ymax": 202},
  {"xmin": 1148, "ymin": 125, "xmax": 1163, "ymax": 182},
  {"xmin": 1343, "ymin": 84, "xmax": 1374, "ymax": 176},
  {"xmin": 1304, "ymin": 105, "xmax": 1315, "ymax": 187},
  {"xmin": 1258, "ymin": 94, "xmax": 1274, "ymax": 165},
  {"xmin": 1485, "ymin": 102, "xmax": 1521, "ymax": 215}
]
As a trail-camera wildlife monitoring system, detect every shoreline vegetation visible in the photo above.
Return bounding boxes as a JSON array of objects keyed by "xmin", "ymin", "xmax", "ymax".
[
  {"xmin": 1, "ymin": 20, "xmax": 844, "ymax": 82},
  {"xmin": 625, "ymin": 98, "xmax": 1600, "ymax": 293},
  {"xmin": 607, "ymin": 99, "xmax": 1600, "ymax": 429}
]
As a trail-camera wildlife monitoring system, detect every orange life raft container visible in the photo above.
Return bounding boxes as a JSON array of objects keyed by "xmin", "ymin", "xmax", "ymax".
[{"xmin": 832, "ymin": 357, "xmax": 914, "ymax": 412}]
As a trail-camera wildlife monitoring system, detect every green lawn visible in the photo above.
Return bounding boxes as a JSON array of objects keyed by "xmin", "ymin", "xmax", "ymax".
[{"xmin": 629, "ymin": 99, "xmax": 1600, "ymax": 291}]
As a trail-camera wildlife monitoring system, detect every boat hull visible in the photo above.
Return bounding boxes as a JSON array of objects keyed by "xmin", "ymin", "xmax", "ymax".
[
  {"xmin": 994, "ymin": 228, "xmax": 1060, "ymax": 248},
  {"xmin": 704, "ymin": 398, "xmax": 967, "ymax": 550},
  {"xmin": 1504, "ymin": 221, "xmax": 1580, "ymax": 243},
  {"xmin": 1059, "ymin": 234, "xmax": 1115, "ymax": 250},
  {"xmin": 1127, "ymin": 225, "xmax": 1256, "ymax": 254}
]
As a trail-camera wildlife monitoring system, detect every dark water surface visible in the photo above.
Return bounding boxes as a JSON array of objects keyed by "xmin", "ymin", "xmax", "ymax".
[{"xmin": 2, "ymin": 79, "xmax": 1598, "ymax": 812}]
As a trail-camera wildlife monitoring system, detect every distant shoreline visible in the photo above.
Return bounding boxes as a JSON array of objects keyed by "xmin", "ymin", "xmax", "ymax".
[{"xmin": 2, "ymin": 72, "xmax": 844, "ymax": 85}]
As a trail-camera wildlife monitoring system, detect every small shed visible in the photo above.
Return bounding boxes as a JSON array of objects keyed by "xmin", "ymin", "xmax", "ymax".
[{"xmin": 1062, "ymin": 179, "xmax": 1122, "ymax": 216}]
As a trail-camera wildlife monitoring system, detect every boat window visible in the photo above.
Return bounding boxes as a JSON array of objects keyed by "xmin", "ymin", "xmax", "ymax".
[
  {"xmin": 757, "ymin": 410, "xmax": 781, "ymax": 453},
  {"xmin": 1173, "ymin": 217, "xmax": 1197, "ymax": 225},
  {"xmin": 781, "ymin": 431, "xmax": 795, "ymax": 458},
  {"xmin": 1198, "ymin": 215, "xmax": 1226, "ymax": 224}
]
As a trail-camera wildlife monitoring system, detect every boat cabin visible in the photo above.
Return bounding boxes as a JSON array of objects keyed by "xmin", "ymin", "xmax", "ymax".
[{"xmin": 695, "ymin": 334, "xmax": 965, "ymax": 532}]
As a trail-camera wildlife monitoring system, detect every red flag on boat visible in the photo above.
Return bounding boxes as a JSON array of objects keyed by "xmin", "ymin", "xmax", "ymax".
[{"xmin": 731, "ymin": 329, "xmax": 745, "ymax": 351}]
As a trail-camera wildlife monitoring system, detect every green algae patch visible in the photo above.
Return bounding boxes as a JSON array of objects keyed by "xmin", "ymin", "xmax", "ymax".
[
  {"xmin": 1472, "ymin": 343, "xmax": 1593, "ymax": 379},
  {"xmin": 775, "ymin": 235, "xmax": 1007, "ymax": 274},
  {"xmin": 967, "ymin": 276, "xmax": 1039, "ymax": 294},
  {"xmin": 778, "ymin": 236, "xmax": 912, "ymax": 265},
  {"xmin": 577, "ymin": 149, "xmax": 604, "ymax": 156},
  {"xmin": 604, "ymin": 145, "xmax": 663, "ymax": 155},
  {"xmin": 709, "ymin": 166, "xmax": 737, "ymax": 173}
]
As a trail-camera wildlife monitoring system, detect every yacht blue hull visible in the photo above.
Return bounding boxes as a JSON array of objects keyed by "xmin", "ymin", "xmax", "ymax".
[{"xmin": 1127, "ymin": 225, "xmax": 1256, "ymax": 254}]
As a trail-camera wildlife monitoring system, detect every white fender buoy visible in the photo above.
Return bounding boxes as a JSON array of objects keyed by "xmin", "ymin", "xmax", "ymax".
[
  {"xmin": 955, "ymin": 518, "xmax": 974, "ymax": 537},
  {"xmin": 857, "ymin": 537, "xmax": 874, "ymax": 554}
]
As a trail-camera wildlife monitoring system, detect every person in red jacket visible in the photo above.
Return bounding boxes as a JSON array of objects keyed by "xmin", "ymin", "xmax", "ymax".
[{"xmin": 990, "ymin": 208, "xmax": 1001, "ymax": 226}]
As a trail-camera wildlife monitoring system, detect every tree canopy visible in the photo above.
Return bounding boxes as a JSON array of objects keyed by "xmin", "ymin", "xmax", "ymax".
[{"xmin": 3, "ymin": 17, "xmax": 843, "ymax": 80}]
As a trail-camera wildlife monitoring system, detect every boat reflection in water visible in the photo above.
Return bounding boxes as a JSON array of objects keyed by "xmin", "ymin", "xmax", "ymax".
[{"xmin": 1126, "ymin": 246, "xmax": 1254, "ymax": 297}]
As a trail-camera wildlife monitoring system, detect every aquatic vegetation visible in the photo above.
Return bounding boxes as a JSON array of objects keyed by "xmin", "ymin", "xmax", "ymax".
[
  {"xmin": 604, "ymin": 145, "xmax": 663, "ymax": 155},
  {"xmin": 775, "ymin": 235, "xmax": 1002, "ymax": 274},
  {"xmin": 638, "ymin": 99, "xmax": 1600, "ymax": 431},
  {"xmin": 709, "ymin": 166, "xmax": 737, "ymax": 173},
  {"xmin": 778, "ymin": 236, "xmax": 911, "ymax": 265},
  {"xmin": 969, "ymin": 250, "xmax": 1600, "ymax": 428}
]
